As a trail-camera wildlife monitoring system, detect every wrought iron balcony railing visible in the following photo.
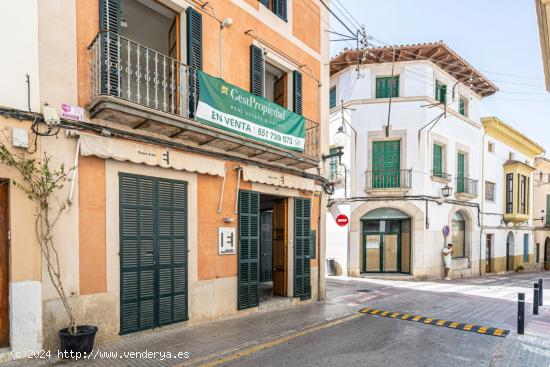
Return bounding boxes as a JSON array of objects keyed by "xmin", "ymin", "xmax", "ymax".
[
  {"xmin": 365, "ymin": 169, "xmax": 412, "ymax": 190},
  {"xmin": 456, "ymin": 177, "xmax": 478, "ymax": 196},
  {"xmin": 88, "ymin": 31, "xmax": 320, "ymax": 160}
]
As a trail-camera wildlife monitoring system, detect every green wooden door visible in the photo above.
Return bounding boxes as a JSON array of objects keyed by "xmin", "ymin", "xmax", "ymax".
[
  {"xmin": 294, "ymin": 198, "xmax": 311, "ymax": 300},
  {"xmin": 457, "ymin": 153, "xmax": 465, "ymax": 192},
  {"xmin": 372, "ymin": 141, "xmax": 400, "ymax": 188},
  {"xmin": 119, "ymin": 174, "xmax": 188, "ymax": 335},
  {"xmin": 238, "ymin": 190, "xmax": 260, "ymax": 310}
]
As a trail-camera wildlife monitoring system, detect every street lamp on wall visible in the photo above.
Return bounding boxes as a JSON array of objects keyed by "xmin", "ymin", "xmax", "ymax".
[
  {"xmin": 441, "ymin": 184, "xmax": 452, "ymax": 198},
  {"xmin": 322, "ymin": 126, "xmax": 346, "ymax": 164}
]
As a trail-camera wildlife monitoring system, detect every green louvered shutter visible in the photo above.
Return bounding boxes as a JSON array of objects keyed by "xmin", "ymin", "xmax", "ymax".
[
  {"xmin": 238, "ymin": 190, "xmax": 260, "ymax": 310},
  {"xmin": 120, "ymin": 174, "xmax": 156, "ymax": 334},
  {"xmin": 457, "ymin": 153, "xmax": 465, "ymax": 193},
  {"xmin": 119, "ymin": 174, "xmax": 188, "ymax": 335},
  {"xmin": 274, "ymin": 0, "xmax": 287, "ymax": 21},
  {"xmin": 250, "ymin": 45, "xmax": 264, "ymax": 97},
  {"xmin": 372, "ymin": 141, "xmax": 400, "ymax": 188},
  {"xmin": 186, "ymin": 7, "xmax": 202, "ymax": 117},
  {"xmin": 294, "ymin": 198, "xmax": 311, "ymax": 300},
  {"xmin": 157, "ymin": 179, "xmax": 188, "ymax": 325},
  {"xmin": 293, "ymin": 70, "xmax": 303, "ymax": 115},
  {"xmin": 433, "ymin": 144, "xmax": 443, "ymax": 177},
  {"xmin": 546, "ymin": 194, "xmax": 550, "ymax": 225},
  {"xmin": 99, "ymin": 0, "xmax": 120, "ymax": 96}
]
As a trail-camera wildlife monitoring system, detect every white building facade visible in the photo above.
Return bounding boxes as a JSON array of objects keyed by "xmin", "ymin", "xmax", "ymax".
[{"xmin": 326, "ymin": 43, "xmax": 544, "ymax": 280}]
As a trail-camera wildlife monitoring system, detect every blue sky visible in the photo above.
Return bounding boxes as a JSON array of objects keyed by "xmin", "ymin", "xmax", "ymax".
[{"xmin": 328, "ymin": 0, "xmax": 550, "ymax": 151}]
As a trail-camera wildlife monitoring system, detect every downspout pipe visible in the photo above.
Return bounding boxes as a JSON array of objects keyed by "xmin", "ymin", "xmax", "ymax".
[
  {"xmin": 316, "ymin": 79, "xmax": 323, "ymax": 301},
  {"xmin": 479, "ymin": 130, "xmax": 486, "ymax": 276}
]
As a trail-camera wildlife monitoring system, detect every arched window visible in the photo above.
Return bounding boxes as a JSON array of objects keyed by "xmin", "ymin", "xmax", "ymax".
[{"xmin": 451, "ymin": 211, "xmax": 466, "ymax": 258}]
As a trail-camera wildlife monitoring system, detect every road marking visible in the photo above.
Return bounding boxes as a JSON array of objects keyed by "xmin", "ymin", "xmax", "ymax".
[
  {"xmin": 359, "ymin": 307, "xmax": 509, "ymax": 337},
  {"xmin": 195, "ymin": 313, "xmax": 364, "ymax": 367}
]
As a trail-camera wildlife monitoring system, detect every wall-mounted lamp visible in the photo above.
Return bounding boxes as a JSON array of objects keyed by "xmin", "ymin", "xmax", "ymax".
[
  {"xmin": 441, "ymin": 184, "xmax": 452, "ymax": 198},
  {"xmin": 322, "ymin": 126, "xmax": 346, "ymax": 164}
]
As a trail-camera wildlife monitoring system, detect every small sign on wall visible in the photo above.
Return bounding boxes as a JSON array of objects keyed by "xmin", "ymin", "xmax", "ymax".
[{"xmin": 218, "ymin": 227, "xmax": 236, "ymax": 255}]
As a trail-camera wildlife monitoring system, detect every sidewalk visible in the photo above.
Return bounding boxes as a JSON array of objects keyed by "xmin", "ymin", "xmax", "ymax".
[{"xmin": 5, "ymin": 300, "xmax": 357, "ymax": 367}]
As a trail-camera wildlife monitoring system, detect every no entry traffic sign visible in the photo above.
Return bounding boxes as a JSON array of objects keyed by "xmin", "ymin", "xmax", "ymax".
[{"xmin": 336, "ymin": 214, "xmax": 349, "ymax": 227}]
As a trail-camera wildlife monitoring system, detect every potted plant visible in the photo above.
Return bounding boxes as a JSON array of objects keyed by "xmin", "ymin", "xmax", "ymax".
[{"xmin": 0, "ymin": 144, "xmax": 98, "ymax": 357}]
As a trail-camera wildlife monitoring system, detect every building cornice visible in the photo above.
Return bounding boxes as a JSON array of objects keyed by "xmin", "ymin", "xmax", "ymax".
[
  {"xmin": 481, "ymin": 116, "xmax": 545, "ymax": 158},
  {"xmin": 340, "ymin": 96, "xmax": 481, "ymax": 129}
]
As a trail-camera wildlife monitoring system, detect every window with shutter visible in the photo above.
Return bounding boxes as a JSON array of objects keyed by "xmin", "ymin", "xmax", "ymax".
[
  {"xmin": 435, "ymin": 80, "xmax": 447, "ymax": 103},
  {"xmin": 375, "ymin": 76, "xmax": 399, "ymax": 98},
  {"xmin": 546, "ymin": 194, "xmax": 550, "ymax": 225},
  {"xmin": 250, "ymin": 45, "xmax": 264, "ymax": 97},
  {"xmin": 433, "ymin": 143, "xmax": 443, "ymax": 178},
  {"xmin": 523, "ymin": 234, "xmax": 529, "ymax": 263},
  {"xmin": 329, "ymin": 86, "xmax": 336, "ymax": 109},
  {"xmin": 238, "ymin": 190, "xmax": 260, "ymax": 310},
  {"xmin": 259, "ymin": 0, "xmax": 287, "ymax": 21},
  {"xmin": 293, "ymin": 70, "xmax": 303, "ymax": 115},
  {"xmin": 457, "ymin": 152, "xmax": 465, "ymax": 193},
  {"xmin": 99, "ymin": 0, "xmax": 121, "ymax": 96},
  {"xmin": 294, "ymin": 197, "xmax": 311, "ymax": 300},
  {"xmin": 459, "ymin": 96, "xmax": 468, "ymax": 116},
  {"xmin": 372, "ymin": 141, "xmax": 401, "ymax": 188}
]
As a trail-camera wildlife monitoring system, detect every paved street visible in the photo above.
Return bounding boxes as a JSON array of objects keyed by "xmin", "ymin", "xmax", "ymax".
[{"xmin": 6, "ymin": 272, "xmax": 550, "ymax": 367}]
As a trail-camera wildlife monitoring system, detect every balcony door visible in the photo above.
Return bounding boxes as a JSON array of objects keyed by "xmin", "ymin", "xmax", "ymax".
[{"xmin": 372, "ymin": 140, "xmax": 400, "ymax": 188}]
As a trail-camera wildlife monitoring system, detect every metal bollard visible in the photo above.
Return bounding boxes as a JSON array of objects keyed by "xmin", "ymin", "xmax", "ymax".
[
  {"xmin": 534, "ymin": 283, "xmax": 539, "ymax": 316},
  {"xmin": 518, "ymin": 292, "xmax": 525, "ymax": 335},
  {"xmin": 539, "ymin": 279, "xmax": 543, "ymax": 306}
]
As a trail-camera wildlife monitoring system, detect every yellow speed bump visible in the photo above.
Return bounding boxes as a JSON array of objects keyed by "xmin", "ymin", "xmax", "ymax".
[{"xmin": 358, "ymin": 307, "xmax": 509, "ymax": 337}]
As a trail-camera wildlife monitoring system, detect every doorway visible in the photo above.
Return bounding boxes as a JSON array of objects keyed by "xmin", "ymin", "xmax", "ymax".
[
  {"xmin": 361, "ymin": 209, "xmax": 411, "ymax": 274},
  {"xmin": 485, "ymin": 234, "xmax": 492, "ymax": 273},
  {"xmin": 545, "ymin": 237, "xmax": 550, "ymax": 271},
  {"xmin": 259, "ymin": 194, "xmax": 288, "ymax": 302},
  {"xmin": 506, "ymin": 231, "xmax": 514, "ymax": 272},
  {"xmin": 0, "ymin": 180, "xmax": 9, "ymax": 347},
  {"xmin": 118, "ymin": 174, "xmax": 188, "ymax": 334}
]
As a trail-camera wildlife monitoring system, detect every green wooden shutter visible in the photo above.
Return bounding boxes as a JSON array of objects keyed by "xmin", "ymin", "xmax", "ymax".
[
  {"xmin": 435, "ymin": 81, "xmax": 447, "ymax": 103},
  {"xmin": 293, "ymin": 70, "xmax": 303, "ymax": 115},
  {"xmin": 433, "ymin": 144, "xmax": 443, "ymax": 177},
  {"xmin": 546, "ymin": 194, "xmax": 550, "ymax": 225},
  {"xmin": 99, "ymin": 0, "xmax": 121, "ymax": 96},
  {"xmin": 120, "ymin": 174, "xmax": 155, "ymax": 334},
  {"xmin": 294, "ymin": 197, "xmax": 311, "ymax": 300},
  {"xmin": 157, "ymin": 179, "xmax": 188, "ymax": 325},
  {"xmin": 186, "ymin": 7, "xmax": 202, "ymax": 117},
  {"xmin": 457, "ymin": 153, "xmax": 465, "ymax": 193},
  {"xmin": 120, "ymin": 174, "xmax": 188, "ymax": 335},
  {"xmin": 329, "ymin": 87, "xmax": 336, "ymax": 108},
  {"xmin": 250, "ymin": 45, "xmax": 264, "ymax": 97},
  {"xmin": 372, "ymin": 141, "xmax": 400, "ymax": 188},
  {"xmin": 274, "ymin": 0, "xmax": 288, "ymax": 21},
  {"xmin": 238, "ymin": 190, "xmax": 260, "ymax": 310},
  {"xmin": 459, "ymin": 97, "xmax": 466, "ymax": 116},
  {"xmin": 376, "ymin": 77, "xmax": 398, "ymax": 98}
]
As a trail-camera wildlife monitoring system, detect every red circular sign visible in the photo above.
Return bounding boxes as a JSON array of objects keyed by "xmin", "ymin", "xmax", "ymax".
[{"xmin": 336, "ymin": 214, "xmax": 349, "ymax": 227}]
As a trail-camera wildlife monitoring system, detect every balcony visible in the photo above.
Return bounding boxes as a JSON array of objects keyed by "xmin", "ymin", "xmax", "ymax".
[
  {"xmin": 87, "ymin": 32, "xmax": 320, "ymax": 169},
  {"xmin": 455, "ymin": 177, "xmax": 478, "ymax": 200},
  {"xmin": 365, "ymin": 169, "xmax": 412, "ymax": 195},
  {"xmin": 431, "ymin": 171, "xmax": 452, "ymax": 184}
]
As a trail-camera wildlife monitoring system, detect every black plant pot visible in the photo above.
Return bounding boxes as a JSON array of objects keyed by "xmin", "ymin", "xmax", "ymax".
[{"xmin": 58, "ymin": 325, "xmax": 98, "ymax": 358}]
